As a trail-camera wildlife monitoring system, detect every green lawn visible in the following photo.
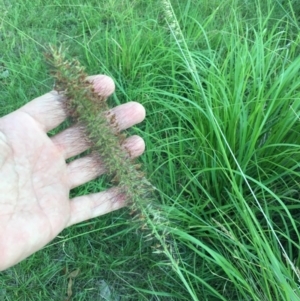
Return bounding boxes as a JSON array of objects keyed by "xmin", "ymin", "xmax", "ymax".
[{"xmin": 1, "ymin": 0, "xmax": 300, "ymax": 300}]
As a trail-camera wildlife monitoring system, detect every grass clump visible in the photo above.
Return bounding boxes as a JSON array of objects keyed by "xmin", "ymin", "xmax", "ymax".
[{"xmin": 152, "ymin": 1, "xmax": 300, "ymax": 300}]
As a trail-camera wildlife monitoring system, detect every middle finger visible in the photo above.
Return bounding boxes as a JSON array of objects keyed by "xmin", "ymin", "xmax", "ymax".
[{"xmin": 51, "ymin": 101, "xmax": 146, "ymax": 159}]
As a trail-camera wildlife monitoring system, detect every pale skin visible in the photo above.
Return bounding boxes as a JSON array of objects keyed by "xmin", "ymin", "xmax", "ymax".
[{"xmin": 0, "ymin": 75, "xmax": 146, "ymax": 271}]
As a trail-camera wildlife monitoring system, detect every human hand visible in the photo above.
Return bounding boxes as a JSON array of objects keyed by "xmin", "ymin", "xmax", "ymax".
[{"xmin": 0, "ymin": 75, "xmax": 145, "ymax": 271}]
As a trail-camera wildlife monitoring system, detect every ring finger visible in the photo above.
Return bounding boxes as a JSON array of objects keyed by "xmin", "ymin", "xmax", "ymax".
[{"xmin": 67, "ymin": 135, "xmax": 145, "ymax": 189}]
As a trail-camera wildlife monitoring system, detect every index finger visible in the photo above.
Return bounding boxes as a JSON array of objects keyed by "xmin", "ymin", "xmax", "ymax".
[{"xmin": 17, "ymin": 75, "xmax": 115, "ymax": 132}]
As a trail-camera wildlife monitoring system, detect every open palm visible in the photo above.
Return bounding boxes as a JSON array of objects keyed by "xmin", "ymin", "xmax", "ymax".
[{"xmin": 0, "ymin": 75, "xmax": 145, "ymax": 270}]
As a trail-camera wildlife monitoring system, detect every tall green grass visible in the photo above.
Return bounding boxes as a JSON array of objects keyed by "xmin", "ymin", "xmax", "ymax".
[
  {"xmin": 1, "ymin": 0, "xmax": 300, "ymax": 300},
  {"xmin": 151, "ymin": 0, "xmax": 300, "ymax": 300}
]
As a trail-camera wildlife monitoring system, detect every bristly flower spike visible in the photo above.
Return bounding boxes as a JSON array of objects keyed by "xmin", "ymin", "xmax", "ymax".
[{"xmin": 46, "ymin": 46, "xmax": 160, "ymax": 236}]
